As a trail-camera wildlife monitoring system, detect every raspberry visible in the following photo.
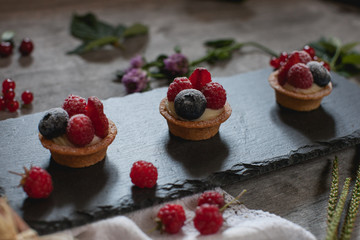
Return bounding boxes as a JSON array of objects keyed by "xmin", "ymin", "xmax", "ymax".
[
  {"xmin": 277, "ymin": 50, "xmax": 311, "ymax": 85},
  {"xmin": 198, "ymin": 191, "xmax": 225, "ymax": 208},
  {"xmin": 201, "ymin": 82, "xmax": 226, "ymax": 109},
  {"xmin": 287, "ymin": 63, "xmax": 313, "ymax": 89},
  {"xmin": 39, "ymin": 108, "xmax": 69, "ymax": 139},
  {"xmin": 86, "ymin": 96, "xmax": 109, "ymax": 138},
  {"xmin": 62, "ymin": 94, "xmax": 87, "ymax": 117},
  {"xmin": 11, "ymin": 166, "xmax": 53, "ymax": 199},
  {"xmin": 167, "ymin": 77, "xmax": 193, "ymax": 101},
  {"xmin": 156, "ymin": 204, "xmax": 186, "ymax": 234},
  {"xmin": 66, "ymin": 114, "xmax": 95, "ymax": 146},
  {"xmin": 194, "ymin": 204, "xmax": 223, "ymax": 235},
  {"xmin": 189, "ymin": 67, "xmax": 212, "ymax": 90},
  {"xmin": 130, "ymin": 160, "xmax": 158, "ymax": 188}
]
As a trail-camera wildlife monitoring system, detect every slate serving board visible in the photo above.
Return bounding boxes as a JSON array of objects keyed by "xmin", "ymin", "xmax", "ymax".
[{"xmin": 1, "ymin": 68, "xmax": 360, "ymax": 234}]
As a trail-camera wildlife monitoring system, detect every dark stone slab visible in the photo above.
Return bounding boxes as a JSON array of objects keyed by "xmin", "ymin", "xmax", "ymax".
[{"xmin": 1, "ymin": 68, "xmax": 360, "ymax": 234}]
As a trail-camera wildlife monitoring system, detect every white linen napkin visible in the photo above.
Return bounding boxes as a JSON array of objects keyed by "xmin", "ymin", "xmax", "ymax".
[{"xmin": 44, "ymin": 188, "xmax": 316, "ymax": 240}]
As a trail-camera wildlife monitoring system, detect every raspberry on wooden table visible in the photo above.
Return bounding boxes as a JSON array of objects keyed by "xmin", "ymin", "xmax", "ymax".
[
  {"xmin": 156, "ymin": 204, "xmax": 186, "ymax": 234},
  {"xmin": 198, "ymin": 191, "xmax": 225, "ymax": 208},
  {"xmin": 194, "ymin": 203, "xmax": 223, "ymax": 235},
  {"xmin": 62, "ymin": 94, "xmax": 87, "ymax": 117},
  {"xmin": 167, "ymin": 77, "xmax": 193, "ymax": 101},
  {"xmin": 189, "ymin": 67, "xmax": 212, "ymax": 90},
  {"xmin": 130, "ymin": 160, "xmax": 158, "ymax": 188},
  {"xmin": 66, "ymin": 114, "xmax": 95, "ymax": 146},
  {"xmin": 201, "ymin": 82, "xmax": 227, "ymax": 109}
]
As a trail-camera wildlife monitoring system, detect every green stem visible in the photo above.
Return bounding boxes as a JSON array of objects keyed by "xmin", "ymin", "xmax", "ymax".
[
  {"xmin": 242, "ymin": 41, "xmax": 279, "ymax": 57},
  {"xmin": 220, "ymin": 189, "xmax": 247, "ymax": 212},
  {"xmin": 330, "ymin": 46, "xmax": 342, "ymax": 71}
]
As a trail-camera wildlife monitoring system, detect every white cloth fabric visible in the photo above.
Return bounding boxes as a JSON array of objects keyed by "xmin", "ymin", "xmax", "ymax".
[{"xmin": 45, "ymin": 188, "xmax": 316, "ymax": 240}]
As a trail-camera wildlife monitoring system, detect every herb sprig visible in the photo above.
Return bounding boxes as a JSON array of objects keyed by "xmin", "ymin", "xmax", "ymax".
[
  {"xmin": 68, "ymin": 13, "xmax": 148, "ymax": 54},
  {"xmin": 325, "ymin": 156, "xmax": 360, "ymax": 240}
]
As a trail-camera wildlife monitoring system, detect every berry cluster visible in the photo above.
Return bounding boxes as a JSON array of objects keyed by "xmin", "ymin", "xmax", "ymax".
[
  {"xmin": 38, "ymin": 94, "xmax": 109, "ymax": 147},
  {"xmin": 1, "ymin": 78, "xmax": 34, "ymax": 112},
  {"xmin": 0, "ymin": 37, "xmax": 34, "ymax": 57},
  {"xmin": 154, "ymin": 190, "xmax": 227, "ymax": 235},
  {"xmin": 270, "ymin": 49, "xmax": 331, "ymax": 89},
  {"xmin": 10, "ymin": 166, "xmax": 53, "ymax": 199},
  {"xmin": 167, "ymin": 68, "xmax": 227, "ymax": 120},
  {"xmin": 269, "ymin": 45, "xmax": 330, "ymax": 71}
]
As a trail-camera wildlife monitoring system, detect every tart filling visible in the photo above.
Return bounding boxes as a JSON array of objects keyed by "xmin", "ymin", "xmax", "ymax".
[{"xmin": 166, "ymin": 100, "xmax": 224, "ymax": 121}]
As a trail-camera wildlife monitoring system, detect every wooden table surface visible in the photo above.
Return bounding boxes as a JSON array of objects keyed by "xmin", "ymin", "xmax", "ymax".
[{"xmin": 1, "ymin": 0, "xmax": 360, "ymax": 239}]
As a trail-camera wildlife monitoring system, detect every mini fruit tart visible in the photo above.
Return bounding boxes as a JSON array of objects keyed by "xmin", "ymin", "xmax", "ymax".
[
  {"xmin": 160, "ymin": 67, "xmax": 231, "ymax": 141},
  {"xmin": 269, "ymin": 50, "xmax": 332, "ymax": 111},
  {"xmin": 38, "ymin": 95, "xmax": 117, "ymax": 168}
]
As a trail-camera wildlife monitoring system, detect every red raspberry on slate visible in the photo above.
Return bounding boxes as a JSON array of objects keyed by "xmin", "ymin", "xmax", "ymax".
[
  {"xmin": 0, "ymin": 41, "xmax": 13, "ymax": 57},
  {"xmin": 189, "ymin": 67, "xmax": 212, "ymax": 90},
  {"xmin": 19, "ymin": 38, "xmax": 34, "ymax": 56},
  {"xmin": 0, "ymin": 96, "xmax": 6, "ymax": 110},
  {"xmin": 156, "ymin": 204, "xmax": 186, "ymax": 234},
  {"xmin": 86, "ymin": 96, "xmax": 109, "ymax": 138},
  {"xmin": 66, "ymin": 114, "xmax": 95, "ymax": 146},
  {"xmin": 62, "ymin": 94, "xmax": 87, "ymax": 117},
  {"xmin": 2, "ymin": 78, "xmax": 16, "ymax": 92},
  {"xmin": 198, "ymin": 191, "xmax": 225, "ymax": 208},
  {"xmin": 130, "ymin": 160, "xmax": 158, "ymax": 188},
  {"xmin": 194, "ymin": 204, "xmax": 223, "ymax": 235},
  {"xmin": 6, "ymin": 99, "xmax": 19, "ymax": 112},
  {"xmin": 21, "ymin": 90, "xmax": 34, "ymax": 104},
  {"xmin": 10, "ymin": 166, "xmax": 53, "ymax": 199},
  {"xmin": 287, "ymin": 63, "xmax": 313, "ymax": 89},
  {"xmin": 167, "ymin": 77, "xmax": 193, "ymax": 101},
  {"xmin": 201, "ymin": 82, "xmax": 226, "ymax": 109}
]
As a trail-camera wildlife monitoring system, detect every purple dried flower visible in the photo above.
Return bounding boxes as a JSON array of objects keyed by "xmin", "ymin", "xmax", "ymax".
[
  {"xmin": 122, "ymin": 68, "xmax": 149, "ymax": 93},
  {"xmin": 130, "ymin": 55, "xmax": 144, "ymax": 68},
  {"xmin": 164, "ymin": 53, "xmax": 189, "ymax": 77}
]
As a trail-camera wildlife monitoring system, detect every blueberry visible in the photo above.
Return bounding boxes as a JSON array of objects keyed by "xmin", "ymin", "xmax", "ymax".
[
  {"xmin": 307, "ymin": 61, "xmax": 331, "ymax": 87},
  {"xmin": 174, "ymin": 89, "xmax": 207, "ymax": 120},
  {"xmin": 39, "ymin": 108, "xmax": 69, "ymax": 139}
]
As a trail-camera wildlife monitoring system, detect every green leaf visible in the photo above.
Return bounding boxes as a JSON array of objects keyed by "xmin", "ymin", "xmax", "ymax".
[
  {"xmin": 123, "ymin": 23, "xmax": 148, "ymax": 38},
  {"xmin": 1, "ymin": 31, "xmax": 15, "ymax": 42},
  {"xmin": 341, "ymin": 42, "xmax": 360, "ymax": 53},
  {"xmin": 342, "ymin": 53, "xmax": 360, "ymax": 65},
  {"xmin": 70, "ymin": 13, "xmax": 102, "ymax": 41},
  {"xmin": 204, "ymin": 39, "xmax": 235, "ymax": 48},
  {"xmin": 67, "ymin": 36, "xmax": 119, "ymax": 54},
  {"xmin": 114, "ymin": 24, "xmax": 126, "ymax": 37}
]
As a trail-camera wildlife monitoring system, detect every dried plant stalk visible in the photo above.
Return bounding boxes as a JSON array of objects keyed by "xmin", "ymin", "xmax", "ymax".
[
  {"xmin": 327, "ymin": 156, "xmax": 339, "ymax": 225},
  {"xmin": 340, "ymin": 167, "xmax": 360, "ymax": 240},
  {"xmin": 326, "ymin": 177, "xmax": 351, "ymax": 240}
]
